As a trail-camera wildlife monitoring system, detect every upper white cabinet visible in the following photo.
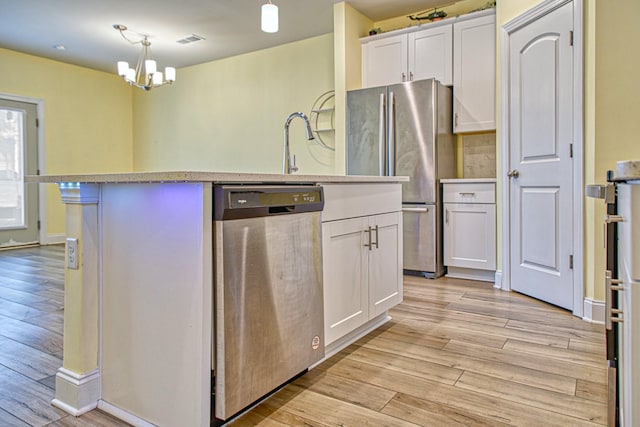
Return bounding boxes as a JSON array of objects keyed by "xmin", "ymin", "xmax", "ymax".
[
  {"xmin": 362, "ymin": 33, "xmax": 407, "ymax": 87},
  {"xmin": 408, "ymin": 25, "xmax": 453, "ymax": 86},
  {"xmin": 453, "ymin": 13, "xmax": 496, "ymax": 133},
  {"xmin": 362, "ymin": 23, "xmax": 452, "ymax": 87}
]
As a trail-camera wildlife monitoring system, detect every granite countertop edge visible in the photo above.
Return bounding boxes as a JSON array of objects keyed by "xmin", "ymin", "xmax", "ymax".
[{"xmin": 25, "ymin": 171, "xmax": 409, "ymax": 184}]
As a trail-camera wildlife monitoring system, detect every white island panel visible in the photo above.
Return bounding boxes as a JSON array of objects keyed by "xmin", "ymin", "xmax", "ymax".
[{"xmin": 100, "ymin": 183, "xmax": 212, "ymax": 427}]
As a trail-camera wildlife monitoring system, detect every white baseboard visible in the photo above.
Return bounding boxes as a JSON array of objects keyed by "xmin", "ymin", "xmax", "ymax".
[
  {"xmin": 51, "ymin": 367, "xmax": 100, "ymax": 416},
  {"xmin": 494, "ymin": 270, "xmax": 503, "ymax": 290},
  {"xmin": 41, "ymin": 233, "xmax": 65, "ymax": 245},
  {"xmin": 98, "ymin": 400, "xmax": 157, "ymax": 427},
  {"xmin": 583, "ymin": 298, "xmax": 605, "ymax": 324},
  {"xmin": 446, "ymin": 267, "xmax": 495, "ymax": 283}
]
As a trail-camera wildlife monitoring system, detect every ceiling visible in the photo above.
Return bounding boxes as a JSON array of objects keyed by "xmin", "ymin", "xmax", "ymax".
[{"xmin": 0, "ymin": 0, "xmax": 451, "ymax": 74}]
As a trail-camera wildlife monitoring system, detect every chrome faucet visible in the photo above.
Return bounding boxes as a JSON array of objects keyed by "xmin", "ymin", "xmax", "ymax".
[{"xmin": 283, "ymin": 112, "xmax": 314, "ymax": 174}]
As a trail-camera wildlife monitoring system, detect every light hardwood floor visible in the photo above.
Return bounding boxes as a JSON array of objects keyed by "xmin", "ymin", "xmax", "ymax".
[{"xmin": 0, "ymin": 245, "xmax": 607, "ymax": 426}]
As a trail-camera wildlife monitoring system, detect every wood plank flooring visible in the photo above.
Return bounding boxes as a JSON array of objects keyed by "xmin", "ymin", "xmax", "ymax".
[{"xmin": 0, "ymin": 245, "xmax": 607, "ymax": 426}]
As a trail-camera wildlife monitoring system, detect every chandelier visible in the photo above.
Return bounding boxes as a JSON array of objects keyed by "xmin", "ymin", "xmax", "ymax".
[{"xmin": 113, "ymin": 24, "xmax": 176, "ymax": 91}]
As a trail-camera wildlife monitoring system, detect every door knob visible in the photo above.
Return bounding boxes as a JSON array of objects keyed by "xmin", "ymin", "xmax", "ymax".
[{"xmin": 507, "ymin": 169, "xmax": 520, "ymax": 178}]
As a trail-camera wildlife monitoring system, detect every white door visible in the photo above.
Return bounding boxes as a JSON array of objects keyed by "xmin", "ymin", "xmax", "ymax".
[
  {"xmin": 322, "ymin": 216, "xmax": 369, "ymax": 345},
  {"xmin": 369, "ymin": 211, "xmax": 402, "ymax": 317},
  {"xmin": 0, "ymin": 99, "xmax": 38, "ymax": 247},
  {"xmin": 508, "ymin": 2, "xmax": 574, "ymax": 309}
]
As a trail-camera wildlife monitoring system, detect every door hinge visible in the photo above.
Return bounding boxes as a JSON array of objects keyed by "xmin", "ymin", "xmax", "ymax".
[
  {"xmin": 569, "ymin": 30, "xmax": 574, "ymax": 46},
  {"xmin": 569, "ymin": 254, "xmax": 574, "ymax": 269},
  {"xmin": 36, "ymin": 169, "xmax": 40, "ymax": 175},
  {"xmin": 37, "ymin": 220, "xmax": 41, "ymax": 230},
  {"xmin": 570, "ymin": 143, "xmax": 573, "ymax": 158},
  {"xmin": 36, "ymin": 118, "xmax": 39, "ymax": 127}
]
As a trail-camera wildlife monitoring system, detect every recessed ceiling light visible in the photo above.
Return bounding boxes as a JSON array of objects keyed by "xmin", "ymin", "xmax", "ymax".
[{"xmin": 53, "ymin": 44, "xmax": 66, "ymax": 50}]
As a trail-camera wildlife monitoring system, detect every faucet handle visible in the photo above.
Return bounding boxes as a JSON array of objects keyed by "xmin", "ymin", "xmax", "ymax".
[{"xmin": 291, "ymin": 155, "xmax": 299, "ymax": 173}]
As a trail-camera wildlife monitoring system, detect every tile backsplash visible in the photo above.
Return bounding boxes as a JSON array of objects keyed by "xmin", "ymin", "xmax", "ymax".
[{"xmin": 462, "ymin": 133, "xmax": 496, "ymax": 178}]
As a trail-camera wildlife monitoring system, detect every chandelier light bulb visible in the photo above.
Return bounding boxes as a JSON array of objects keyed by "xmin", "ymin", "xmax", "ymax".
[
  {"xmin": 152, "ymin": 72, "xmax": 163, "ymax": 85},
  {"xmin": 261, "ymin": 2, "xmax": 278, "ymax": 33},
  {"xmin": 165, "ymin": 67, "xmax": 176, "ymax": 83},
  {"xmin": 125, "ymin": 68, "xmax": 136, "ymax": 83},
  {"xmin": 145, "ymin": 59, "xmax": 157, "ymax": 75},
  {"xmin": 117, "ymin": 61, "xmax": 129, "ymax": 77}
]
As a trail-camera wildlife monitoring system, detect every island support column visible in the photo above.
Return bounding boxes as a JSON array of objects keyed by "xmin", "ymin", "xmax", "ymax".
[{"xmin": 51, "ymin": 183, "xmax": 101, "ymax": 416}]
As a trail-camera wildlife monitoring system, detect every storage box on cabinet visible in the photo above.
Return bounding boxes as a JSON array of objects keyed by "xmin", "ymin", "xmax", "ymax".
[{"xmin": 321, "ymin": 184, "xmax": 403, "ymax": 345}]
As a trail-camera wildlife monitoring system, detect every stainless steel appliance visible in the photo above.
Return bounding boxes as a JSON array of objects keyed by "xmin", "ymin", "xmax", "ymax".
[
  {"xmin": 587, "ymin": 172, "xmax": 620, "ymax": 426},
  {"xmin": 212, "ymin": 185, "xmax": 324, "ymax": 422},
  {"xmin": 347, "ymin": 78, "xmax": 456, "ymax": 277}
]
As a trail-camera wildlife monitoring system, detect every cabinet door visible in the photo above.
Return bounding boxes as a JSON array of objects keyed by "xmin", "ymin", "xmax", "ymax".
[
  {"xmin": 322, "ymin": 217, "xmax": 369, "ymax": 345},
  {"xmin": 453, "ymin": 14, "xmax": 496, "ymax": 132},
  {"xmin": 362, "ymin": 34, "xmax": 407, "ymax": 88},
  {"xmin": 408, "ymin": 24, "xmax": 453, "ymax": 85},
  {"xmin": 369, "ymin": 212, "xmax": 403, "ymax": 317},
  {"xmin": 444, "ymin": 203, "xmax": 496, "ymax": 270}
]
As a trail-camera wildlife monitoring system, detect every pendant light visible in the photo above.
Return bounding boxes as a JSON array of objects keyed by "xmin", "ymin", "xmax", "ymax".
[{"xmin": 261, "ymin": 1, "xmax": 278, "ymax": 33}]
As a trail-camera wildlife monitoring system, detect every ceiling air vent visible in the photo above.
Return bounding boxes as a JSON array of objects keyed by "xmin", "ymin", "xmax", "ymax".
[{"xmin": 176, "ymin": 34, "xmax": 206, "ymax": 45}]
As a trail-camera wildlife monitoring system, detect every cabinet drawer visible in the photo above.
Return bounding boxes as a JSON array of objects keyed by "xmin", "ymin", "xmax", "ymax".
[
  {"xmin": 443, "ymin": 182, "xmax": 495, "ymax": 204},
  {"xmin": 322, "ymin": 183, "xmax": 402, "ymax": 222}
]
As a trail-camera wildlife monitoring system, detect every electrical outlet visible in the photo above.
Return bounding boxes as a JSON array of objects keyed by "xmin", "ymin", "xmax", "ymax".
[{"xmin": 66, "ymin": 238, "xmax": 79, "ymax": 270}]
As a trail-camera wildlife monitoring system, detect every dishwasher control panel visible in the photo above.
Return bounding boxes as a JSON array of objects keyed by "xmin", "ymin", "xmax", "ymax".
[{"xmin": 214, "ymin": 185, "xmax": 324, "ymax": 220}]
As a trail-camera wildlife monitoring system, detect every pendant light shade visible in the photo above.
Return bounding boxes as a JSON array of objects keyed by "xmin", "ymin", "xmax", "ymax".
[{"xmin": 261, "ymin": 1, "xmax": 278, "ymax": 33}]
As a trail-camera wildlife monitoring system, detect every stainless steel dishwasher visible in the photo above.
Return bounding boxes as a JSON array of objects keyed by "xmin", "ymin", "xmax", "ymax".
[{"xmin": 212, "ymin": 185, "xmax": 324, "ymax": 422}]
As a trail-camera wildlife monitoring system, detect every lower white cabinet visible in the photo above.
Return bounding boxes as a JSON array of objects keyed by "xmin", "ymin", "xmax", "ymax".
[
  {"xmin": 321, "ymin": 183, "xmax": 403, "ymax": 347},
  {"xmin": 443, "ymin": 179, "xmax": 496, "ymax": 281}
]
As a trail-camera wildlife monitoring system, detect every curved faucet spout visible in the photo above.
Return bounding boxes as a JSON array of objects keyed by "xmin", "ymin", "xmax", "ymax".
[{"xmin": 283, "ymin": 112, "xmax": 315, "ymax": 174}]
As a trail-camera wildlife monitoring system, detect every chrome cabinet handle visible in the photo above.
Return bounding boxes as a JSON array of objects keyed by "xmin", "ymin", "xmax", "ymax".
[
  {"xmin": 372, "ymin": 225, "xmax": 379, "ymax": 249},
  {"xmin": 402, "ymin": 207, "xmax": 429, "ymax": 212},
  {"xmin": 379, "ymin": 93, "xmax": 386, "ymax": 176},
  {"xmin": 507, "ymin": 169, "xmax": 520, "ymax": 178},
  {"xmin": 401, "ymin": 72, "xmax": 406, "ymax": 82},
  {"xmin": 605, "ymin": 270, "xmax": 624, "ymax": 330},
  {"xmin": 409, "ymin": 71, "xmax": 413, "ymax": 81},
  {"xmin": 445, "ymin": 209, "xmax": 449, "ymax": 224},
  {"xmin": 459, "ymin": 192, "xmax": 475, "ymax": 196},
  {"xmin": 364, "ymin": 226, "xmax": 372, "ymax": 251},
  {"xmin": 454, "ymin": 113, "xmax": 458, "ymax": 128}
]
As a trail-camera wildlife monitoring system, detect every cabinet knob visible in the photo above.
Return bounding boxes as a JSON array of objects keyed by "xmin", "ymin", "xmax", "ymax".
[{"xmin": 402, "ymin": 72, "xmax": 406, "ymax": 82}]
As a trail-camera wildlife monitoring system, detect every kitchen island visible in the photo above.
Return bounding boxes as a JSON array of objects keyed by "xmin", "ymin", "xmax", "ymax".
[{"xmin": 27, "ymin": 171, "xmax": 407, "ymax": 427}]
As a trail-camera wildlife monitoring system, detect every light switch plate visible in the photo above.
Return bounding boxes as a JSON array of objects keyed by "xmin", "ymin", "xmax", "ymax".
[{"xmin": 66, "ymin": 238, "xmax": 79, "ymax": 270}]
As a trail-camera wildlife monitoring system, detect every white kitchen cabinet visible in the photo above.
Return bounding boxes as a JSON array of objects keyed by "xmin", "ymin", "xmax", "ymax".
[
  {"xmin": 453, "ymin": 13, "xmax": 496, "ymax": 133},
  {"xmin": 321, "ymin": 183, "xmax": 403, "ymax": 347},
  {"xmin": 362, "ymin": 24, "xmax": 451, "ymax": 88},
  {"xmin": 362, "ymin": 33, "xmax": 407, "ymax": 87},
  {"xmin": 408, "ymin": 25, "xmax": 453, "ymax": 86},
  {"xmin": 442, "ymin": 180, "xmax": 496, "ymax": 282}
]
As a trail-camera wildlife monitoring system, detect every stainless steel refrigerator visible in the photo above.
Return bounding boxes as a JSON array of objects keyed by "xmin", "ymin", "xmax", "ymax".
[{"xmin": 347, "ymin": 78, "xmax": 455, "ymax": 277}]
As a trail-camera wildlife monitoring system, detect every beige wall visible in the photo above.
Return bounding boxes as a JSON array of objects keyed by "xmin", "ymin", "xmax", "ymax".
[
  {"xmin": 131, "ymin": 34, "xmax": 335, "ymax": 175},
  {"xmin": 0, "ymin": 48, "xmax": 133, "ymax": 236}
]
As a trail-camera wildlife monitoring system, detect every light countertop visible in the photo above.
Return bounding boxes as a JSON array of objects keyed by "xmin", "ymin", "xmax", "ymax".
[
  {"xmin": 25, "ymin": 171, "xmax": 409, "ymax": 185},
  {"xmin": 440, "ymin": 178, "xmax": 496, "ymax": 184}
]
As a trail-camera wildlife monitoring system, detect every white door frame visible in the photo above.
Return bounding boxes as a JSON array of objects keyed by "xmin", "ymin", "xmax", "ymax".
[
  {"xmin": 500, "ymin": 0, "xmax": 584, "ymax": 317},
  {"xmin": 0, "ymin": 92, "xmax": 50, "ymax": 245}
]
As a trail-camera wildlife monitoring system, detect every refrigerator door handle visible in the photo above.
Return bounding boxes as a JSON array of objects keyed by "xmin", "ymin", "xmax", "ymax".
[
  {"xmin": 402, "ymin": 207, "xmax": 429, "ymax": 213},
  {"xmin": 379, "ymin": 93, "xmax": 386, "ymax": 176},
  {"xmin": 387, "ymin": 91, "xmax": 395, "ymax": 176}
]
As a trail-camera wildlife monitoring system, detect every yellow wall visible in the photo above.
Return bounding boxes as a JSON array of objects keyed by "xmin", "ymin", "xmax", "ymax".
[
  {"xmin": 131, "ymin": 34, "xmax": 335, "ymax": 175},
  {"xmin": 333, "ymin": 2, "xmax": 374, "ymax": 174},
  {"xmin": 0, "ymin": 48, "xmax": 133, "ymax": 236}
]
